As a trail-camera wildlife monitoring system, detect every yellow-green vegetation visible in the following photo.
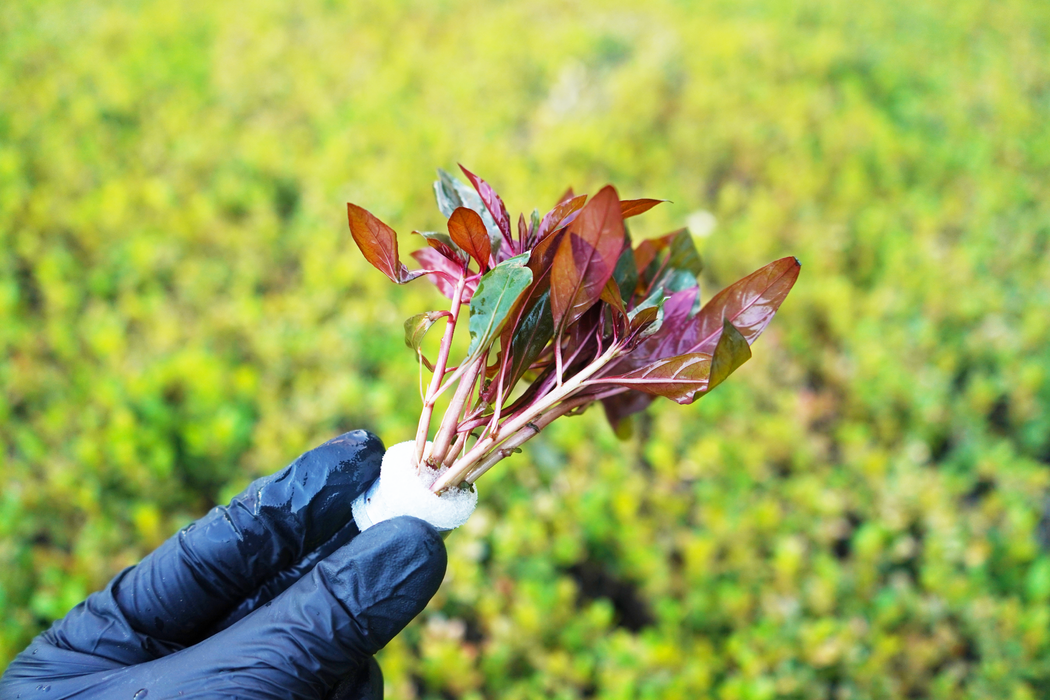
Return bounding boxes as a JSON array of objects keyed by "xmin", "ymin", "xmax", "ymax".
[{"xmin": 3, "ymin": 0, "xmax": 1050, "ymax": 696}]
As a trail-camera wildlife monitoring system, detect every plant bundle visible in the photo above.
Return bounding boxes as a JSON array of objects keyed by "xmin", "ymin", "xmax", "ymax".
[{"xmin": 347, "ymin": 167, "xmax": 799, "ymax": 530}]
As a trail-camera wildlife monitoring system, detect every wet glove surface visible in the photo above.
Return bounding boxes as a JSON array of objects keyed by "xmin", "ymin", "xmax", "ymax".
[{"xmin": 0, "ymin": 430, "xmax": 447, "ymax": 700}]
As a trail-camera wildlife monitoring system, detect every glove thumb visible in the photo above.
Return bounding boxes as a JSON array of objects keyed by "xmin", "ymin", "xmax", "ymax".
[{"xmin": 87, "ymin": 517, "xmax": 446, "ymax": 699}]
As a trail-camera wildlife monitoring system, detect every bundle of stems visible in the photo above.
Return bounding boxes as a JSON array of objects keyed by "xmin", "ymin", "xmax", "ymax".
[{"xmin": 347, "ymin": 167, "xmax": 800, "ymax": 494}]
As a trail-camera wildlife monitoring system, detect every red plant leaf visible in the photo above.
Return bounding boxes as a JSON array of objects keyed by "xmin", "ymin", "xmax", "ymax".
[
  {"xmin": 666, "ymin": 256, "xmax": 800, "ymax": 357},
  {"xmin": 620, "ymin": 198, "xmax": 667, "ymax": 219},
  {"xmin": 633, "ymin": 234, "xmax": 671, "ymax": 276},
  {"xmin": 411, "ymin": 248, "xmax": 476, "ymax": 302},
  {"xmin": 347, "ymin": 203, "xmax": 423, "ymax": 283},
  {"xmin": 600, "ymin": 352, "xmax": 713, "ymax": 404},
  {"xmin": 459, "ymin": 165, "xmax": 513, "ymax": 252},
  {"xmin": 525, "ymin": 228, "xmax": 566, "ymax": 298},
  {"xmin": 638, "ymin": 287, "xmax": 699, "ymax": 358},
  {"xmin": 414, "ymin": 231, "xmax": 466, "ymax": 266},
  {"xmin": 600, "ymin": 319, "xmax": 752, "ymax": 404},
  {"xmin": 557, "ymin": 187, "xmax": 576, "ymax": 204},
  {"xmin": 601, "ymin": 391, "xmax": 654, "ymax": 433},
  {"xmin": 662, "ymin": 287, "xmax": 700, "ymax": 327},
  {"xmin": 566, "ymin": 304, "xmax": 602, "ymax": 359},
  {"xmin": 550, "ymin": 186, "xmax": 625, "ymax": 332},
  {"xmin": 447, "ymin": 207, "xmax": 493, "ymax": 271},
  {"xmin": 535, "ymin": 194, "xmax": 587, "ymax": 243},
  {"xmin": 599, "ymin": 276, "xmax": 627, "ymax": 321}
]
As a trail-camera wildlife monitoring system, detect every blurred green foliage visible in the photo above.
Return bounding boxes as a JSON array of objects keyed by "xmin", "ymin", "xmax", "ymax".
[{"xmin": 3, "ymin": 0, "xmax": 1050, "ymax": 696}]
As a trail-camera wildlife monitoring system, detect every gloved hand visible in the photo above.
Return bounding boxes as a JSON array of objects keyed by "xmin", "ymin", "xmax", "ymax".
[{"xmin": 0, "ymin": 430, "xmax": 446, "ymax": 700}]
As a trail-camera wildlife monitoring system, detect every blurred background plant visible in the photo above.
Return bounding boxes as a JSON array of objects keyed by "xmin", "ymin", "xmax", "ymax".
[{"xmin": 2, "ymin": 0, "xmax": 1050, "ymax": 697}]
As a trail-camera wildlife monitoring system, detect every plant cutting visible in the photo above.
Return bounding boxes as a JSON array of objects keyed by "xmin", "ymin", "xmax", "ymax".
[{"xmin": 347, "ymin": 167, "xmax": 800, "ymax": 533}]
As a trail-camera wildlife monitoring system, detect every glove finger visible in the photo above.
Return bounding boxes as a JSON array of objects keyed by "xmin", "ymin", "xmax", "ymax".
[
  {"xmin": 178, "ymin": 517, "xmax": 445, "ymax": 693},
  {"xmin": 40, "ymin": 517, "xmax": 445, "ymax": 699},
  {"xmin": 102, "ymin": 430, "xmax": 383, "ymax": 656},
  {"xmin": 328, "ymin": 656, "xmax": 383, "ymax": 700},
  {"xmin": 206, "ymin": 517, "xmax": 359, "ymax": 635}
]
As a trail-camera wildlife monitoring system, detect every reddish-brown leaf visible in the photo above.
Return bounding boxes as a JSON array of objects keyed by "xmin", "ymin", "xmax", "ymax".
[
  {"xmin": 518, "ymin": 213, "xmax": 528, "ymax": 246},
  {"xmin": 447, "ymin": 207, "xmax": 493, "ymax": 271},
  {"xmin": 411, "ymin": 248, "xmax": 476, "ymax": 302},
  {"xmin": 637, "ymin": 287, "xmax": 699, "ymax": 359},
  {"xmin": 601, "ymin": 391, "xmax": 654, "ymax": 433},
  {"xmin": 535, "ymin": 194, "xmax": 587, "ymax": 243},
  {"xmin": 550, "ymin": 186, "xmax": 625, "ymax": 331},
  {"xmin": 600, "ymin": 352, "xmax": 713, "ymax": 404},
  {"xmin": 525, "ymin": 229, "xmax": 566, "ymax": 298},
  {"xmin": 557, "ymin": 187, "xmax": 576, "ymax": 204},
  {"xmin": 413, "ymin": 231, "xmax": 466, "ymax": 266},
  {"xmin": 633, "ymin": 233, "xmax": 672, "ymax": 276},
  {"xmin": 620, "ymin": 198, "xmax": 667, "ymax": 219},
  {"xmin": 347, "ymin": 203, "xmax": 422, "ymax": 284},
  {"xmin": 599, "ymin": 276, "xmax": 627, "ymax": 320},
  {"xmin": 672, "ymin": 256, "xmax": 800, "ymax": 356},
  {"xmin": 566, "ymin": 305, "xmax": 603, "ymax": 363},
  {"xmin": 459, "ymin": 165, "xmax": 513, "ymax": 251}
]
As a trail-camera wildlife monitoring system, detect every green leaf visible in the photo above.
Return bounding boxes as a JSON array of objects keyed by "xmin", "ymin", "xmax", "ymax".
[
  {"xmin": 629, "ymin": 286, "xmax": 665, "ymax": 323},
  {"xmin": 506, "ymin": 290, "xmax": 554, "ymax": 388},
  {"xmin": 666, "ymin": 228, "xmax": 703, "ymax": 277},
  {"xmin": 437, "ymin": 168, "xmax": 503, "ymax": 255},
  {"xmin": 467, "ymin": 253, "xmax": 533, "ymax": 356},
  {"xmin": 635, "ymin": 228, "xmax": 703, "ymax": 292},
  {"xmin": 612, "ymin": 241, "xmax": 638, "ymax": 302},
  {"xmin": 708, "ymin": 319, "xmax": 752, "ymax": 391},
  {"xmin": 662, "ymin": 268, "xmax": 699, "ymax": 295},
  {"xmin": 433, "ymin": 172, "xmax": 464, "ymax": 218},
  {"xmin": 404, "ymin": 311, "xmax": 445, "ymax": 370}
]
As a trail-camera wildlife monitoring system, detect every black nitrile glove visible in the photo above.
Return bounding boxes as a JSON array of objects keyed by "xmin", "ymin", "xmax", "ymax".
[{"xmin": 0, "ymin": 430, "xmax": 447, "ymax": 700}]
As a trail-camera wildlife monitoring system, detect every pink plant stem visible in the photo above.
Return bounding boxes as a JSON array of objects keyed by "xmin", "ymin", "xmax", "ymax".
[
  {"xmin": 464, "ymin": 394, "xmax": 584, "ymax": 484},
  {"xmin": 431, "ymin": 344, "xmax": 621, "ymax": 493},
  {"xmin": 489, "ymin": 348, "xmax": 513, "ymax": 436},
  {"xmin": 554, "ymin": 338, "xmax": 565, "ymax": 387},
  {"xmin": 486, "ymin": 363, "xmax": 558, "ymax": 434},
  {"xmin": 414, "ymin": 275, "xmax": 467, "ymax": 468},
  {"xmin": 429, "ymin": 355, "xmax": 482, "ymax": 466},
  {"xmin": 462, "ymin": 386, "xmax": 627, "ymax": 484},
  {"xmin": 444, "ymin": 430, "xmax": 469, "ymax": 468}
]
